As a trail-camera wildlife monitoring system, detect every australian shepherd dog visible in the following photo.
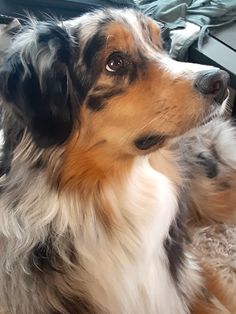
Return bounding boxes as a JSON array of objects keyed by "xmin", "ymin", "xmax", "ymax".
[{"xmin": 0, "ymin": 8, "xmax": 235, "ymax": 314}]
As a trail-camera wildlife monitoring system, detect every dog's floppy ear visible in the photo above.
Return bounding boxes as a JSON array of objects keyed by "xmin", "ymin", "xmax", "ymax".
[{"xmin": 0, "ymin": 21, "xmax": 75, "ymax": 148}]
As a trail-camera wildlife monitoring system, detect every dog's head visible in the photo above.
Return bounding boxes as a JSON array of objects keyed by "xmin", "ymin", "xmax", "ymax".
[{"xmin": 0, "ymin": 9, "xmax": 229, "ymax": 176}]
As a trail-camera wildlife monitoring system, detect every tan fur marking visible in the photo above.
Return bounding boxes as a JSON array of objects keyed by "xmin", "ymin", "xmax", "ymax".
[{"xmin": 104, "ymin": 22, "xmax": 134, "ymax": 54}]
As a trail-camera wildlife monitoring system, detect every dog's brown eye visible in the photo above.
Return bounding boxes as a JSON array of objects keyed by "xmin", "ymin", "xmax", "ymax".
[{"xmin": 106, "ymin": 53, "xmax": 127, "ymax": 73}]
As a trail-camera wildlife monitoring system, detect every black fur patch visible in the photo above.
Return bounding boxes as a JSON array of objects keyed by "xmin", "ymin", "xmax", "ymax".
[
  {"xmin": 164, "ymin": 217, "xmax": 185, "ymax": 283},
  {"xmin": 30, "ymin": 234, "xmax": 77, "ymax": 273},
  {"xmin": 83, "ymin": 32, "xmax": 106, "ymax": 67},
  {"xmin": 30, "ymin": 238, "xmax": 61, "ymax": 272},
  {"xmin": 197, "ymin": 152, "xmax": 218, "ymax": 178},
  {"xmin": 30, "ymin": 240, "xmax": 98, "ymax": 313},
  {"xmin": 0, "ymin": 23, "xmax": 74, "ymax": 148},
  {"xmin": 87, "ymin": 96, "xmax": 104, "ymax": 111},
  {"xmin": 134, "ymin": 134, "xmax": 166, "ymax": 150},
  {"xmin": 128, "ymin": 61, "xmax": 139, "ymax": 84},
  {"xmin": 37, "ymin": 22, "xmax": 71, "ymax": 64},
  {"xmin": 164, "ymin": 195, "xmax": 187, "ymax": 284},
  {"xmin": 0, "ymin": 115, "xmax": 23, "ymax": 176}
]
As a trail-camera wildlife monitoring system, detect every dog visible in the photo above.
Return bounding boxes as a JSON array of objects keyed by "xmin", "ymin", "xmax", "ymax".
[{"xmin": 0, "ymin": 8, "xmax": 234, "ymax": 314}]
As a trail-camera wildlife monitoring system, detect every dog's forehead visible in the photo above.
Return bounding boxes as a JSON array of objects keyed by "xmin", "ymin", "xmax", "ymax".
[{"xmin": 66, "ymin": 9, "xmax": 160, "ymax": 48}]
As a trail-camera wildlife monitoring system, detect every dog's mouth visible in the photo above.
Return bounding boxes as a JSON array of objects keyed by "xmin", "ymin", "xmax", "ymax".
[{"xmin": 134, "ymin": 134, "xmax": 167, "ymax": 152}]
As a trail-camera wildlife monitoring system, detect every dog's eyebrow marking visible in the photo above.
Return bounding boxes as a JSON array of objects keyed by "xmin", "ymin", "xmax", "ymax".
[
  {"xmin": 87, "ymin": 87, "xmax": 124, "ymax": 111},
  {"xmin": 134, "ymin": 134, "xmax": 166, "ymax": 150},
  {"xmin": 83, "ymin": 32, "xmax": 106, "ymax": 67}
]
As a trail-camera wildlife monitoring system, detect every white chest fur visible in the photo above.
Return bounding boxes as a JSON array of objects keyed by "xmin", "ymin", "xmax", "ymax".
[{"xmin": 76, "ymin": 157, "xmax": 188, "ymax": 314}]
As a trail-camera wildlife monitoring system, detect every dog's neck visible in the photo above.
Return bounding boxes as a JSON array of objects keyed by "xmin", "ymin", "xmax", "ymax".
[{"xmin": 58, "ymin": 153, "xmax": 190, "ymax": 313}]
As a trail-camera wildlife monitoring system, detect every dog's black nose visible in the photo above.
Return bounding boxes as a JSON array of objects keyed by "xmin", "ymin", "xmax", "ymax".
[{"xmin": 194, "ymin": 69, "xmax": 229, "ymax": 104}]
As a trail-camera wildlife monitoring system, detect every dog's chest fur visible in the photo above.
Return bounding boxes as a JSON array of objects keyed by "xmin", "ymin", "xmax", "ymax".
[
  {"xmin": 72, "ymin": 157, "xmax": 187, "ymax": 313},
  {"xmin": 0, "ymin": 146, "xmax": 198, "ymax": 314}
]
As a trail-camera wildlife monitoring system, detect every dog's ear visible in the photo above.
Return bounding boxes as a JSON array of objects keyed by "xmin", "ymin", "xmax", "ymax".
[{"xmin": 0, "ymin": 22, "xmax": 75, "ymax": 148}]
